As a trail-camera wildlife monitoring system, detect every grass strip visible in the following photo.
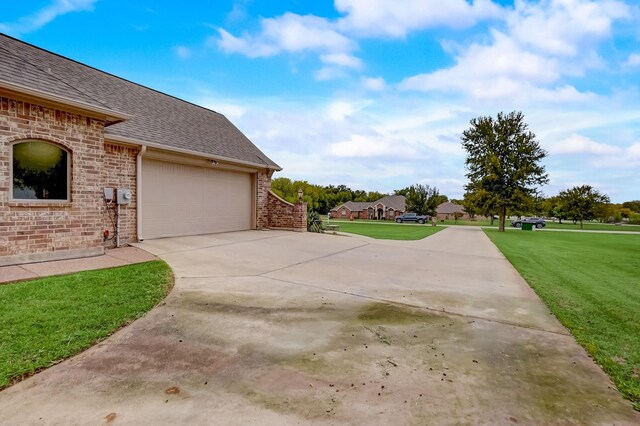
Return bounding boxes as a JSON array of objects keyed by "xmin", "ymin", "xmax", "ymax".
[
  {"xmin": 485, "ymin": 230, "xmax": 640, "ymax": 410},
  {"xmin": 333, "ymin": 221, "xmax": 444, "ymax": 240},
  {"xmin": 0, "ymin": 260, "xmax": 173, "ymax": 389}
]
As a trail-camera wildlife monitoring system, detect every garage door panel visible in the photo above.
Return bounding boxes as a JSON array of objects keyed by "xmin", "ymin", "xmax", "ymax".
[{"xmin": 142, "ymin": 159, "xmax": 253, "ymax": 239}]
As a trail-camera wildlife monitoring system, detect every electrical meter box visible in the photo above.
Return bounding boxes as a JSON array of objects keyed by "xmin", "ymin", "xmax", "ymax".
[
  {"xmin": 103, "ymin": 187, "xmax": 115, "ymax": 202},
  {"xmin": 116, "ymin": 188, "xmax": 132, "ymax": 205}
]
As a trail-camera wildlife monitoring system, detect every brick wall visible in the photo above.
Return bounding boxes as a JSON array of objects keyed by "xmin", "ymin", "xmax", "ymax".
[
  {"xmin": 102, "ymin": 143, "xmax": 138, "ymax": 247},
  {"xmin": 0, "ymin": 96, "xmax": 106, "ymax": 264},
  {"xmin": 266, "ymin": 190, "xmax": 307, "ymax": 231},
  {"xmin": 256, "ymin": 170, "xmax": 272, "ymax": 229}
]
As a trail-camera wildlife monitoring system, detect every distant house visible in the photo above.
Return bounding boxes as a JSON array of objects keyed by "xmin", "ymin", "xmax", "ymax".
[
  {"xmin": 436, "ymin": 202, "xmax": 469, "ymax": 220},
  {"xmin": 330, "ymin": 195, "xmax": 406, "ymax": 220}
]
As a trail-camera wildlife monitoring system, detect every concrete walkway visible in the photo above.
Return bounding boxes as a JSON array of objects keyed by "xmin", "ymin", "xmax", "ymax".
[
  {"xmin": 0, "ymin": 247, "xmax": 158, "ymax": 284},
  {"xmin": 0, "ymin": 228, "xmax": 638, "ymax": 425}
]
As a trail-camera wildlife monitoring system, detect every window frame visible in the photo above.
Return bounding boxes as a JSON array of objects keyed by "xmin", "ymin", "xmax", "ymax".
[{"xmin": 9, "ymin": 139, "xmax": 71, "ymax": 203}]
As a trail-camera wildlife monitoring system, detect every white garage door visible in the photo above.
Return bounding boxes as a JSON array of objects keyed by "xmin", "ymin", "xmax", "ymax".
[{"xmin": 141, "ymin": 159, "xmax": 253, "ymax": 239}]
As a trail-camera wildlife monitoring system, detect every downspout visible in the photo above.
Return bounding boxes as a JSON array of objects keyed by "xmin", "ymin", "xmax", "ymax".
[{"xmin": 136, "ymin": 145, "xmax": 147, "ymax": 241}]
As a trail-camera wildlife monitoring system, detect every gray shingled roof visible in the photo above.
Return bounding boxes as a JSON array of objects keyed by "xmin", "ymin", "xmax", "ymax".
[
  {"xmin": 0, "ymin": 34, "xmax": 280, "ymax": 169},
  {"xmin": 436, "ymin": 201, "xmax": 465, "ymax": 214},
  {"xmin": 373, "ymin": 195, "xmax": 406, "ymax": 211}
]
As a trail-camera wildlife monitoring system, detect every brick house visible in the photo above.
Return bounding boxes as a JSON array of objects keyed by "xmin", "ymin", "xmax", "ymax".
[
  {"xmin": 0, "ymin": 35, "xmax": 305, "ymax": 266},
  {"xmin": 330, "ymin": 195, "xmax": 406, "ymax": 220},
  {"xmin": 435, "ymin": 201, "xmax": 469, "ymax": 220}
]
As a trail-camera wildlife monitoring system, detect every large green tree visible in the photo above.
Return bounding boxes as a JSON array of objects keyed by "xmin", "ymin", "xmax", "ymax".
[
  {"xmin": 461, "ymin": 111, "xmax": 548, "ymax": 231},
  {"xmin": 558, "ymin": 185, "xmax": 610, "ymax": 229},
  {"xmin": 541, "ymin": 195, "xmax": 568, "ymax": 223},
  {"xmin": 622, "ymin": 200, "xmax": 640, "ymax": 213},
  {"xmin": 395, "ymin": 184, "xmax": 442, "ymax": 216},
  {"xmin": 464, "ymin": 188, "xmax": 499, "ymax": 225}
]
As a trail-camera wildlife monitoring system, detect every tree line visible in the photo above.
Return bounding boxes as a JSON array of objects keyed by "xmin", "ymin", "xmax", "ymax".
[
  {"xmin": 271, "ymin": 179, "xmax": 448, "ymax": 216},
  {"xmin": 273, "ymin": 110, "xmax": 638, "ymax": 229},
  {"xmin": 460, "ymin": 110, "xmax": 639, "ymax": 229}
]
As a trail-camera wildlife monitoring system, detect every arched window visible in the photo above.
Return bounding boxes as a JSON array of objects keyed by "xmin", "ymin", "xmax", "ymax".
[{"xmin": 11, "ymin": 140, "xmax": 70, "ymax": 201}]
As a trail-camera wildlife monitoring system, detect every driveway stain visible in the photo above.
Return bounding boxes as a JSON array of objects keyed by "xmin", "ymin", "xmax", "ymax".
[{"xmin": 1, "ymin": 230, "xmax": 638, "ymax": 425}]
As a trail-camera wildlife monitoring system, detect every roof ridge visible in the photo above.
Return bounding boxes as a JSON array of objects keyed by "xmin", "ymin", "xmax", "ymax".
[{"xmin": 0, "ymin": 33, "xmax": 225, "ymax": 118}]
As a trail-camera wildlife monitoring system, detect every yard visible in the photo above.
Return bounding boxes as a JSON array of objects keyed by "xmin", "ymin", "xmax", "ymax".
[
  {"xmin": 0, "ymin": 261, "xmax": 173, "ymax": 389},
  {"xmin": 329, "ymin": 220, "xmax": 444, "ymax": 240},
  {"xmin": 438, "ymin": 218, "xmax": 640, "ymax": 232},
  {"xmin": 485, "ymin": 230, "xmax": 640, "ymax": 410}
]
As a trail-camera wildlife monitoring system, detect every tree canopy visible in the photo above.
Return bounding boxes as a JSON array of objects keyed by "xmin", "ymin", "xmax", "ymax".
[
  {"xmin": 461, "ymin": 111, "xmax": 548, "ymax": 231},
  {"xmin": 558, "ymin": 185, "xmax": 610, "ymax": 229},
  {"xmin": 271, "ymin": 178, "xmax": 386, "ymax": 214},
  {"xmin": 394, "ymin": 184, "xmax": 445, "ymax": 216}
]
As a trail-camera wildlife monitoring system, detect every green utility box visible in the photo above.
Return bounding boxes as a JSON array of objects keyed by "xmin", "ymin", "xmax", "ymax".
[{"xmin": 522, "ymin": 223, "xmax": 534, "ymax": 231}]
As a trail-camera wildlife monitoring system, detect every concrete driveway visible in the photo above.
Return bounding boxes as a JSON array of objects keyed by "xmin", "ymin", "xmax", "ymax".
[{"xmin": 1, "ymin": 227, "xmax": 638, "ymax": 425}]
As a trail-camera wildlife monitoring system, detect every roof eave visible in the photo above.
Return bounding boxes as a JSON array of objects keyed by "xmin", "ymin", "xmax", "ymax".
[
  {"xmin": 0, "ymin": 79, "xmax": 133, "ymax": 123},
  {"xmin": 105, "ymin": 133, "xmax": 282, "ymax": 171}
]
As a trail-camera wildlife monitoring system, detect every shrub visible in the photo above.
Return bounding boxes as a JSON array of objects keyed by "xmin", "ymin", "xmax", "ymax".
[{"xmin": 307, "ymin": 211, "xmax": 324, "ymax": 233}]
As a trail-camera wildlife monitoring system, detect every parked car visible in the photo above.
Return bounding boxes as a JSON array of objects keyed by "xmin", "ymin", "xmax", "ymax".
[
  {"xmin": 510, "ymin": 217, "xmax": 546, "ymax": 228},
  {"xmin": 396, "ymin": 213, "xmax": 429, "ymax": 224}
]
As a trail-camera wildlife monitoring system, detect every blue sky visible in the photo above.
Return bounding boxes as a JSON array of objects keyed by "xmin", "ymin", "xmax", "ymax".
[{"xmin": 2, "ymin": 0, "xmax": 640, "ymax": 202}]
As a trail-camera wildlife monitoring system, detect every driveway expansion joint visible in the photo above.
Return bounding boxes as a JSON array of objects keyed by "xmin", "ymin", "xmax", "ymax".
[{"xmin": 154, "ymin": 232, "xmax": 297, "ymax": 256}]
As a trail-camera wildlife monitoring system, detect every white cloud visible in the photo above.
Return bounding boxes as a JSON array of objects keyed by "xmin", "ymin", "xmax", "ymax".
[
  {"xmin": 626, "ymin": 53, "xmax": 640, "ymax": 67},
  {"xmin": 362, "ymin": 77, "xmax": 386, "ymax": 91},
  {"xmin": 548, "ymin": 134, "xmax": 622, "ymax": 155},
  {"xmin": 628, "ymin": 143, "xmax": 640, "ymax": 157},
  {"xmin": 508, "ymin": 0, "xmax": 629, "ymax": 57},
  {"xmin": 335, "ymin": 0, "xmax": 504, "ymax": 37},
  {"xmin": 315, "ymin": 67, "xmax": 348, "ymax": 81},
  {"xmin": 399, "ymin": 0, "xmax": 628, "ymax": 103},
  {"xmin": 216, "ymin": 13, "xmax": 355, "ymax": 58},
  {"xmin": 226, "ymin": 0, "xmax": 250, "ymax": 24},
  {"xmin": 587, "ymin": 142, "xmax": 640, "ymax": 170},
  {"xmin": 328, "ymin": 134, "xmax": 415, "ymax": 158},
  {"xmin": 399, "ymin": 30, "xmax": 596, "ymax": 102},
  {"xmin": 402, "ymin": 30, "xmax": 559, "ymax": 88},
  {"xmin": 200, "ymin": 100, "xmax": 246, "ymax": 119},
  {"xmin": 0, "ymin": 0, "xmax": 97, "ymax": 35},
  {"xmin": 175, "ymin": 46, "xmax": 191, "ymax": 59},
  {"xmin": 320, "ymin": 52, "xmax": 362, "ymax": 69},
  {"xmin": 327, "ymin": 101, "xmax": 364, "ymax": 121}
]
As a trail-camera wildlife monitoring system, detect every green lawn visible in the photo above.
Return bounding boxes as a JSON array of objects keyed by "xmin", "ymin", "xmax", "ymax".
[
  {"xmin": 330, "ymin": 221, "xmax": 444, "ymax": 240},
  {"xmin": 485, "ymin": 230, "xmax": 640, "ymax": 410},
  {"xmin": 437, "ymin": 218, "xmax": 640, "ymax": 232},
  {"xmin": 544, "ymin": 222, "xmax": 640, "ymax": 232},
  {"xmin": 440, "ymin": 219, "xmax": 493, "ymax": 226},
  {"xmin": 0, "ymin": 260, "xmax": 173, "ymax": 389}
]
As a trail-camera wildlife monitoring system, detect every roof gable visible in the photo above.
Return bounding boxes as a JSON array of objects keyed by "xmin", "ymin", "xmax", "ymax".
[
  {"xmin": 0, "ymin": 34, "xmax": 279, "ymax": 170},
  {"xmin": 436, "ymin": 202, "xmax": 465, "ymax": 214}
]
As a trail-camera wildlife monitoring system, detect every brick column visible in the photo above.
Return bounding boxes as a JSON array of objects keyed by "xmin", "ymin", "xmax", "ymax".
[
  {"xmin": 256, "ymin": 170, "xmax": 273, "ymax": 229},
  {"xmin": 293, "ymin": 202, "xmax": 307, "ymax": 232}
]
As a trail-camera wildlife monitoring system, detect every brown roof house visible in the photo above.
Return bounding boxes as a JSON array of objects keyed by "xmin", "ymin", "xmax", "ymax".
[
  {"xmin": 435, "ymin": 201, "xmax": 469, "ymax": 220},
  {"xmin": 0, "ymin": 34, "xmax": 305, "ymax": 266},
  {"xmin": 330, "ymin": 195, "xmax": 406, "ymax": 220}
]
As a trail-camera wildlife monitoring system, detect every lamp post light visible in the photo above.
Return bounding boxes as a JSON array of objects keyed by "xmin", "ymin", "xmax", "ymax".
[{"xmin": 297, "ymin": 188, "xmax": 303, "ymax": 202}]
